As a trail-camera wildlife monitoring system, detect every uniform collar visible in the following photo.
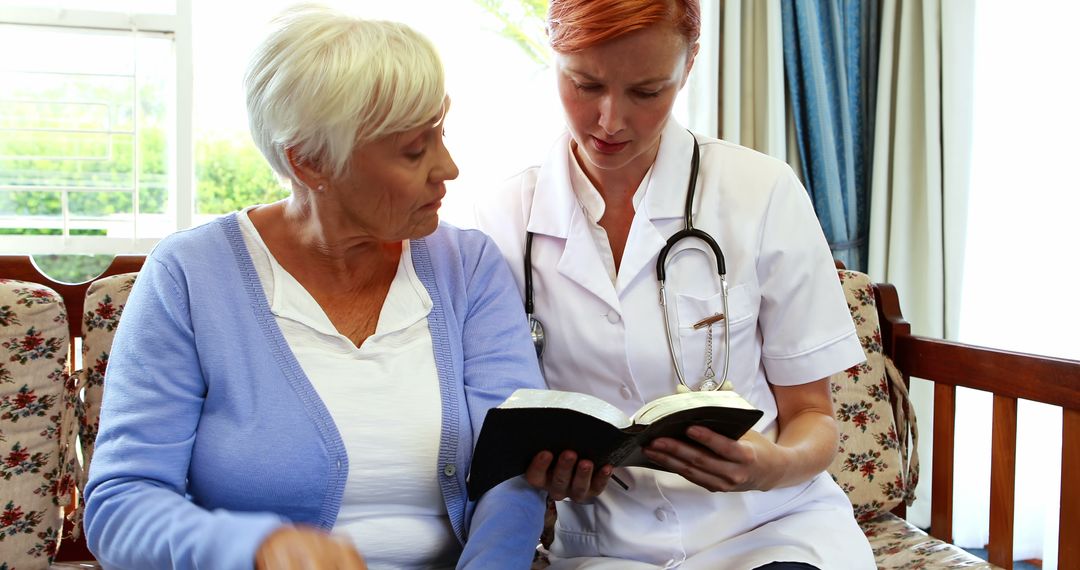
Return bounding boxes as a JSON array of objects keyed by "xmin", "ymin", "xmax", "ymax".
[
  {"xmin": 527, "ymin": 118, "xmax": 698, "ymax": 238},
  {"xmin": 526, "ymin": 130, "xmax": 577, "ymax": 238},
  {"xmin": 642, "ymin": 117, "xmax": 699, "ymax": 221}
]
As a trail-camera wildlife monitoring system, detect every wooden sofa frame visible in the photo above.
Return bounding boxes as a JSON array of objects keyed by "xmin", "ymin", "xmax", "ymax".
[{"xmin": 874, "ymin": 283, "xmax": 1079, "ymax": 569}]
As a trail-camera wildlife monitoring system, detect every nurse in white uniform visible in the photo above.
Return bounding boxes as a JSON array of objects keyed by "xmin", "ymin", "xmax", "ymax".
[{"xmin": 474, "ymin": 1, "xmax": 876, "ymax": 568}]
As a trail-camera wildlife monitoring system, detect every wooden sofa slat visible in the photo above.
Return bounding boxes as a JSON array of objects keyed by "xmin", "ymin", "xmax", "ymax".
[
  {"xmin": 988, "ymin": 395, "xmax": 1018, "ymax": 569},
  {"xmin": 1062, "ymin": 408, "xmax": 1080, "ymax": 570},
  {"xmin": 931, "ymin": 382, "xmax": 956, "ymax": 544},
  {"xmin": 894, "ymin": 335, "xmax": 1080, "ymax": 410}
]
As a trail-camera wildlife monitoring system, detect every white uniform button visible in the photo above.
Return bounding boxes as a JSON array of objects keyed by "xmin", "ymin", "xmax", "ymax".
[
  {"xmin": 443, "ymin": 464, "xmax": 456, "ymax": 477},
  {"xmin": 620, "ymin": 385, "xmax": 632, "ymax": 400},
  {"xmin": 654, "ymin": 507, "xmax": 667, "ymax": 522},
  {"xmin": 606, "ymin": 311, "xmax": 621, "ymax": 324}
]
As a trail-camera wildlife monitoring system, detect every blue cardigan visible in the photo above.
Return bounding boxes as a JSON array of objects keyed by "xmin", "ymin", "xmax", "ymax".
[{"xmin": 84, "ymin": 214, "xmax": 546, "ymax": 569}]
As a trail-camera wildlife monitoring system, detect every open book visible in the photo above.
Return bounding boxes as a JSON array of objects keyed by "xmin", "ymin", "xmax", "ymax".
[{"xmin": 467, "ymin": 388, "xmax": 764, "ymax": 500}]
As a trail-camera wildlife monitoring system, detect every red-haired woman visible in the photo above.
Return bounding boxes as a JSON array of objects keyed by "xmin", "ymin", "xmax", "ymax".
[{"xmin": 476, "ymin": 1, "xmax": 874, "ymax": 568}]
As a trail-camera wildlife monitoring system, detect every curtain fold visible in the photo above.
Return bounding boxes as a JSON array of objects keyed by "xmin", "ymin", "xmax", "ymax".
[
  {"xmin": 719, "ymin": 0, "xmax": 786, "ymax": 158},
  {"xmin": 780, "ymin": 0, "xmax": 876, "ymax": 271},
  {"xmin": 867, "ymin": 0, "xmax": 975, "ymax": 531},
  {"xmin": 739, "ymin": 0, "xmax": 786, "ymax": 158}
]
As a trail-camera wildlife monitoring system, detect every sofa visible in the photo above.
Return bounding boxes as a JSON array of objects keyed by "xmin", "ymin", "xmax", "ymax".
[{"xmin": 2, "ymin": 256, "xmax": 1076, "ymax": 569}]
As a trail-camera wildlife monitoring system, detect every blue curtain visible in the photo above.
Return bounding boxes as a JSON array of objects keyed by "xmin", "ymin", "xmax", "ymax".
[{"xmin": 781, "ymin": 0, "xmax": 879, "ymax": 271}]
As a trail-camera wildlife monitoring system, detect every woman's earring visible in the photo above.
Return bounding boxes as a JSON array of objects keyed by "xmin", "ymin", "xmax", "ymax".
[{"xmin": 316, "ymin": 184, "xmax": 325, "ymax": 191}]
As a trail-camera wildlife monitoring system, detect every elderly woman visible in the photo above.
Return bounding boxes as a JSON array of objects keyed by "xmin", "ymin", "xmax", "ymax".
[{"xmin": 83, "ymin": 6, "xmax": 545, "ymax": 570}]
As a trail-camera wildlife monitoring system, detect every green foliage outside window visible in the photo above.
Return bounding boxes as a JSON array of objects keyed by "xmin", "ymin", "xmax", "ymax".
[
  {"xmin": 474, "ymin": 0, "xmax": 550, "ymax": 66},
  {"xmin": 3, "ymin": 0, "xmax": 547, "ymax": 282},
  {"xmin": 31, "ymin": 254, "xmax": 117, "ymax": 284},
  {"xmin": 195, "ymin": 136, "xmax": 287, "ymax": 214}
]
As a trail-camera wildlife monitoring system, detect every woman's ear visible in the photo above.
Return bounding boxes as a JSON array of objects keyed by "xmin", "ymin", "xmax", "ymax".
[{"xmin": 285, "ymin": 146, "xmax": 328, "ymax": 192}]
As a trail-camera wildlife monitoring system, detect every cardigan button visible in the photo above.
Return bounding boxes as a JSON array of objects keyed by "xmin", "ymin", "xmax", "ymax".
[{"xmin": 443, "ymin": 464, "xmax": 456, "ymax": 477}]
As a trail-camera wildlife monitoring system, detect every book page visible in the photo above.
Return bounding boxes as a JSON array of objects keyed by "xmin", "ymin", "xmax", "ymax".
[
  {"xmin": 498, "ymin": 389, "xmax": 632, "ymax": 429},
  {"xmin": 632, "ymin": 390, "xmax": 755, "ymax": 425}
]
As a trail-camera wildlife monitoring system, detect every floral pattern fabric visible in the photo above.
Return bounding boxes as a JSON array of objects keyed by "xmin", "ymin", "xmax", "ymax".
[
  {"xmin": 0, "ymin": 280, "xmax": 77, "ymax": 569},
  {"xmin": 830, "ymin": 270, "xmax": 994, "ymax": 569},
  {"xmin": 861, "ymin": 512, "xmax": 1003, "ymax": 569},
  {"xmin": 79, "ymin": 274, "xmax": 136, "ymax": 472},
  {"xmin": 827, "ymin": 270, "xmax": 919, "ymax": 522}
]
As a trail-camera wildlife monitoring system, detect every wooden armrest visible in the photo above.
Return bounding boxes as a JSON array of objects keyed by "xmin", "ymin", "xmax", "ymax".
[
  {"xmin": 894, "ymin": 335, "xmax": 1080, "ymax": 409},
  {"xmin": 872, "ymin": 280, "xmax": 1079, "ymax": 570}
]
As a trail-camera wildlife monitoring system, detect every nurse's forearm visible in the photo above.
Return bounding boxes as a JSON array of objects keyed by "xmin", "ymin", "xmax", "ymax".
[
  {"xmin": 770, "ymin": 409, "xmax": 840, "ymax": 488},
  {"xmin": 769, "ymin": 377, "xmax": 841, "ymax": 488}
]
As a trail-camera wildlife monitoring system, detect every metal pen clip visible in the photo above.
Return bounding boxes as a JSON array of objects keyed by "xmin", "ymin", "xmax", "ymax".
[{"xmin": 692, "ymin": 313, "xmax": 724, "ymax": 330}]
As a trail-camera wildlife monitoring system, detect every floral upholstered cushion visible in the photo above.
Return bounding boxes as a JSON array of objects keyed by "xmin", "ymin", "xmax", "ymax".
[
  {"xmin": 826, "ymin": 270, "xmax": 918, "ymax": 522},
  {"xmin": 0, "ymin": 280, "xmax": 78, "ymax": 569},
  {"xmin": 861, "ymin": 512, "xmax": 1003, "ymax": 569},
  {"xmin": 79, "ymin": 273, "xmax": 137, "ymax": 473}
]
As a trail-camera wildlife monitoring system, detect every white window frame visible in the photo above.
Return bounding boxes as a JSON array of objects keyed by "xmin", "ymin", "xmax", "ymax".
[{"xmin": 0, "ymin": 3, "xmax": 192, "ymax": 255}]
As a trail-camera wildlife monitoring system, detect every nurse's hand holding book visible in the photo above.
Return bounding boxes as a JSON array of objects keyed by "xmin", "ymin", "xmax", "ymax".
[
  {"xmin": 523, "ymin": 378, "xmax": 839, "ymax": 499},
  {"xmin": 642, "ymin": 379, "xmax": 840, "ymax": 493}
]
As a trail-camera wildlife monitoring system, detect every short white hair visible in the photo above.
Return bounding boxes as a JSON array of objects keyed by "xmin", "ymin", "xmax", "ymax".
[{"xmin": 245, "ymin": 4, "xmax": 446, "ymax": 185}]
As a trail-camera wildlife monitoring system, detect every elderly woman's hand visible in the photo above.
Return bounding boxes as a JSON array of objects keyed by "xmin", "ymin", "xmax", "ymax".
[
  {"xmin": 526, "ymin": 450, "xmax": 613, "ymax": 502},
  {"xmin": 255, "ymin": 526, "xmax": 367, "ymax": 570}
]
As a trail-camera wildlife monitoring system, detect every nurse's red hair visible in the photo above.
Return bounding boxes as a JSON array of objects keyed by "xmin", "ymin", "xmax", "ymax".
[{"xmin": 547, "ymin": 0, "xmax": 701, "ymax": 53}]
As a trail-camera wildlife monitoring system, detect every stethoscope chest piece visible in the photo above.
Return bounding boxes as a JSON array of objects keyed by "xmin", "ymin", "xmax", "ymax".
[{"xmin": 529, "ymin": 314, "xmax": 545, "ymax": 358}]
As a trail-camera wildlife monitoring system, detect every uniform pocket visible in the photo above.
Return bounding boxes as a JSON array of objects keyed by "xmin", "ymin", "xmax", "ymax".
[{"xmin": 673, "ymin": 284, "xmax": 755, "ymax": 388}]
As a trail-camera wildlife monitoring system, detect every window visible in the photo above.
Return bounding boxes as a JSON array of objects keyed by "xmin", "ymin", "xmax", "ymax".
[
  {"xmin": 188, "ymin": 0, "xmax": 703, "ymax": 229},
  {"xmin": 952, "ymin": 2, "xmax": 1080, "ymax": 566},
  {"xmin": 2, "ymin": 0, "xmax": 714, "ymax": 272},
  {"xmin": 0, "ymin": 3, "xmax": 187, "ymax": 258}
]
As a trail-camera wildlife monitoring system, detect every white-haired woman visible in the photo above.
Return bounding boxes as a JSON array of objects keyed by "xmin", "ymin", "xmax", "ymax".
[{"xmin": 83, "ymin": 5, "xmax": 545, "ymax": 570}]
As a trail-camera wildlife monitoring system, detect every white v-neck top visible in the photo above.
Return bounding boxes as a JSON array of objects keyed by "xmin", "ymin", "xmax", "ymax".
[
  {"xmin": 238, "ymin": 207, "xmax": 456, "ymax": 569},
  {"xmin": 568, "ymin": 147, "xmax": 652, "ymax": 285}
]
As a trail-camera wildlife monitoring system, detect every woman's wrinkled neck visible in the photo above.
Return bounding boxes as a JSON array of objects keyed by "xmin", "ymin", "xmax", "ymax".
[{"xmin": 256, "ymin": 191, "xmax": 399, "ymax": 280}]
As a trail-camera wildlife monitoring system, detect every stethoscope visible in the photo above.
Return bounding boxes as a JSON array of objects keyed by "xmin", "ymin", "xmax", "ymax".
[{"xmin": 524, "ymin": 131, "xmax": 732, "ymax": 393}]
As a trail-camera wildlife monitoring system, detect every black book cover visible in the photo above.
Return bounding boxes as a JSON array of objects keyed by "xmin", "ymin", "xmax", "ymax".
[{"xmin": 466, "ymin": 404, "xmax": 763, "ymax": 500}]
